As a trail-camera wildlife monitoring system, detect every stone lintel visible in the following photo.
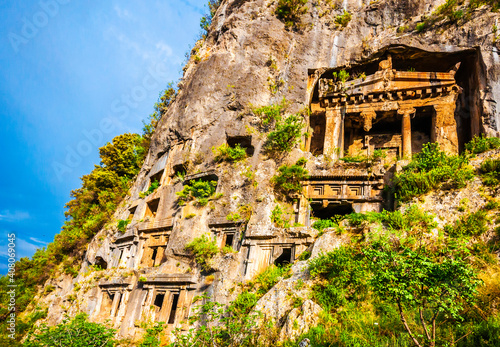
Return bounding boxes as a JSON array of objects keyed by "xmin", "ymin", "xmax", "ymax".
[
  {"xmin": 143, "ymin": 274, "xmax": 197, "ymax": 285},
  {"xmin": 183, "ymin": 169, "xmax": 218, "ymax": 183},
  {"xmin": 208, "ymin": 217, "xmax": 245, "ymax": 227}
]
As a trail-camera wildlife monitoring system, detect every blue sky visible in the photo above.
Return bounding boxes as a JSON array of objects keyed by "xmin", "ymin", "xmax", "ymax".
[{"xmin": 0, "ymin": 0, "xmax": 207, "ymax": 272}]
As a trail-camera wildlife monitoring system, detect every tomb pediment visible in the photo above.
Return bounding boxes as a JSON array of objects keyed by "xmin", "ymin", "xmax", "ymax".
[
  {"xmin": 183, "ymin": 169, "xmax": 218, "ymax": 183},
  {"xmin": 142, "ymin": 274, "xmax": 197, "ymax": 286},
  {"xmin": 318, "ymin": 66, "xmax": 461, "ymax": 105}
]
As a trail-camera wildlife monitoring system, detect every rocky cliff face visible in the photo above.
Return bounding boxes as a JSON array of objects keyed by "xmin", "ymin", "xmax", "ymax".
[{"xmin": 29, "ymin": 0, "xmax": 500, "ymax": 343}]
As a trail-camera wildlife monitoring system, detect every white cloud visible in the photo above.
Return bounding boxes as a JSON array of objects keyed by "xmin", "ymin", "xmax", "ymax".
[
  {"xmin": 0, "ymin": 210, "xmax": 30, "ymax": 222},
  {"xmin": 29, "ymin": 237, "xmax": 48, "ymax": 246},
  {"xmin": 114, "ymin": 4, "xmax": 134, "ymax": 20},
  {"xmin": 0, "ymin": 235, "xmax": 41, "ymax": 261},
  {"xmin": 156, "ymin": 41, "xmax": 173, "ymax": 59}
]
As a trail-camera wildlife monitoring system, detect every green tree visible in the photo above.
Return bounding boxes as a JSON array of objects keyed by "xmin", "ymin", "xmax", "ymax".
[
  {"xmin": 265, "ymin": 113, "xmax": 304, "ymax": 153},
  {"xmin": 367, "ymin": 242, "xmax": 482, "ymax": 347},
  {"xmin": 24, "ymin": 313, "xmax": 116, "ymax": 347},
  {"xmin": 271, "ymin": 157, "xmax": 308, "ymax": 195},
  {"xmin": 99, "ymin": 133, "xmax": 144, "ymax": 178},
  {"xmin": 185, "ymin": 234, "xmax": 219, "ymax": 271}
]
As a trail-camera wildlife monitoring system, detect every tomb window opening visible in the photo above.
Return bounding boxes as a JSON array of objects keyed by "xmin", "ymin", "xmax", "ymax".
[
  {"xmin": 227, "ymin": 135, "xmax": 254, "ymax": 156},
  {"xmin": 311, "ymin": 202, "xmax": 353, "ymax": 220},
  {"xmin": 274, "ymin": 248, "xmax": 293, "ymax": 267},
  {"xmin": 145, "ymin": 198, "xmax": 160, "ymax": 219},
  {"xmin": 167, "ymin": 293, "xmax": 180, "ymax": 324}
]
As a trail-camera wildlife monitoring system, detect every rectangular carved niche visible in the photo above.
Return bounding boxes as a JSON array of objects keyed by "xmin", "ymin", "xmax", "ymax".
[
  {"xmin": 140, "ymin": 230, "xmax": 170, "ymax": 268},
  {"xmin": 227, "ymin": 135, "xmax": 254, "ymax": 155},
  {"xmin": 150, "ymin": 169, "xmax": 165, "ymax": 186},
  {"xmin": 209, "ymin": 222, "xmax": 242, "ymax": 251},
  {"xmin": 144, "ymin": 285, "xmax": 192, "ymax": 325},
  {"xmin": 128, "ymin": 206, "xmax": 137, "ymax": 220},
  {"xmin": 145, "ymin": 198, "xmax": 160, "ymax": 219},
  {"xmin": 99, "ymin": 287, "xmax": 127, "ymax": 319}
]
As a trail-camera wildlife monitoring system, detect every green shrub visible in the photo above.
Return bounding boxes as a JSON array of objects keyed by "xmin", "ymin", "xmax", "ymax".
[
  {"xmin": 485, "ymin": 200, "xmax": 499, "ymax": 210},
  {"xmin": 297, "ymin": 250, "xmax": 311, "ymax": 261},
  {"xmin": 185, "ymin": 234, "xmax": 219, "ymax": 271},
  {"xmin": 309, "ymin": 246, "xmax": 369, "ymax": 310},
  {"xmin": 226, "ymin": 212, "xmax": 241, "ymax": 221},
  {"xmin": 446, "ymin": 210, "xmax": 489, "ymax": 237},
  {"xmin": 335, "ymin": 10, "xmax": 352, "ymax": 27},
  {"xmin": 416, "ymin": 22, "xmax": 427, "ymax": 32},
  {"xmin": 480, "ymin": 158, "xmax": 500, "ymax": 186},
  {"xmin": 252, "ymin": 99, "xmax": 287, "ymax": 126},
  {"xmin": 176, "ymin": 179, "xmax": 217, "ymax": 205},
  {"xmin": 265, "ymin": 113, "xmax": 304, "ymax": 153},
  {"xmin": 271, "ymin": 158, "xmax": 308, "ymax": 196},
  {"xmin": 254, "ymin": 264, "xmax": 291, "ymax": 295},
  {"xmin": 170, "ymin": 293, "xmax": 262, "ymax": 347},
  {"xmin": 271, "ymin": 204, "xmax": 291, "ymax": 228},
  {"xmin": 394, "ymin": 142, "xmax": 474, "ymax": 201},
  {"xmin": 25, "ymin": 313, "xmax": 116, "ymax": 347},
  {"xmin": 346, "ymin": 205, "xmax": 436, "ymax": 233},
  {"xmin": 117, "ymin": 219, "xmax": 131, "ymax": 233},
  {"xmin": 465, "ymin": 135, "xmax": 500, "ymax": 154},
  {"xmin": 140, "ymin": 180, "xmax": 160, "ymax": 198},
  {"xmin": 332, "ymin": 69, "xmax": 350, "ymax": 83},
  {"xmin": 212, "ymin": 143, "xmax": 247, "ymax": 162},
  {"xmin": 275, "ymin": 0, "xmax": 308, "ymax": 27},
  {"xmin": 139, "ymin": 322, "xmax": 165, "ymax": 347},
  {"xmin": 312, "ymin": 218, "xmax": 338, "ymax": 232}
]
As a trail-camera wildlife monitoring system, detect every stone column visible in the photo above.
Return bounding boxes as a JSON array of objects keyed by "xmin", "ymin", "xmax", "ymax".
[
  {"xmin": 324, "ymin": 108, "xmax": 343, "ymax": 159},
  {"xmin": 433, "ymin": 96, "xmax": 459, "ymax": 155},
  {"xmin": 158, "ymin": 291, "xmax": 171, "ymax": 322},
  {"xmin": 398, "ymin": 107, "xmax": 415, "ymax": 159},
  {"xmin": 110, "ymin": 291, "xmax": 122, "ymax": 317}
]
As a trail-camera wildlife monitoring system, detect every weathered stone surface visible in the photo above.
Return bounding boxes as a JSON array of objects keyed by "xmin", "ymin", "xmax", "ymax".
[{"xmin": 279, "ymin": 300, "xmax": 323, "ymax": 341}]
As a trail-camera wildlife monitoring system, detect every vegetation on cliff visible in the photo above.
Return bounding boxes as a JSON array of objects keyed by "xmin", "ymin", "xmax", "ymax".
[{"xmin": 0, "ymin": 85, "xmax": 174, "ymax": 343}]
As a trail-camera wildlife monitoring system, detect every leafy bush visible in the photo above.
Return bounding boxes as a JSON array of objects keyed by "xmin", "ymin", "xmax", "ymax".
[
  {"xmin": 312, "ymin": 218, "xmax": 338, "ymax": 232},
  {"xmin": 212, "ymin": 143, "xmax": 247, "ymax": 162},
  {"xmin": 271, "ymin": 204, "xmax": 291, "ymax": 228},
  {"xmin": 335, "ymin": 10, "xmax": 352, "ymax": 27},
  {"xmin": 139, "ymin": 322, "xmax": 165, "ymax": 347},
  {"xmin": 271, "ymin": 157, "xmax": 308, "ymax": 196},
  {"xmin": 346, "ymin": 205, "xmax": 436, "ymax": 233},
  {"xmin": 332, "ymin": 69, "xmax": 350, "ymax": 83},
  {"xmin": 185, "ymin": 234, "xmax": 219, "ymax": 271},
  {"xmin": 176, "ymin": 179, "xmax": 217, "ymax": 205},
  {"xmin": 309, "ymin": 246, "xmax": 369, "ymax": 310},
  {"xmin": 252, "ymin": 98, "xmax": 287, "ymax": 126},
  {"xmin": 275, "ymin": 0, "xmax": 308, "ymax": 27},
  {"xmin": 226, "ymin": 212, "xmax": 241, "ymax": 221},
  {"xmin": 480, "ymin": 158, "xmax": 500, "ymax": 186},
  {"xmin": 117, "ymin": 219, "xmax": 131, "ymax": 233},
  {"xmin": 265, "ymin": 113, "xmax": 304, "ymax": 153},
  {"xmin": 254, "ymin": 264, "xmax": 292, "ymax": 296},
  {"xmin": 394, "ymin": 142, "xmax": 474, "ymax": 201},
  {"xmin": 140, "ymin": 180, "xmax": 160, "ymax": 198},
  {"xmin": 25, "ymin": 313, "xmax": 116, "ymax": 347},
  {"xmin": 465, "ymin": 135, "xmax": 500, "ymax": 154},
  {"xmin": 446, "ymin": 210, "xmax": 489, "ymax": 237},
  {"xmin": 170, "ymin": 293, "xmax": 263, "ymax": 347}
]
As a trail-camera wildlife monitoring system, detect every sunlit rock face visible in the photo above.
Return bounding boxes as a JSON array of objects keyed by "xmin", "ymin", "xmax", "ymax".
[{"xmin": 36, "ymin": 0, "xmax": 500, "ymax": 342}]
